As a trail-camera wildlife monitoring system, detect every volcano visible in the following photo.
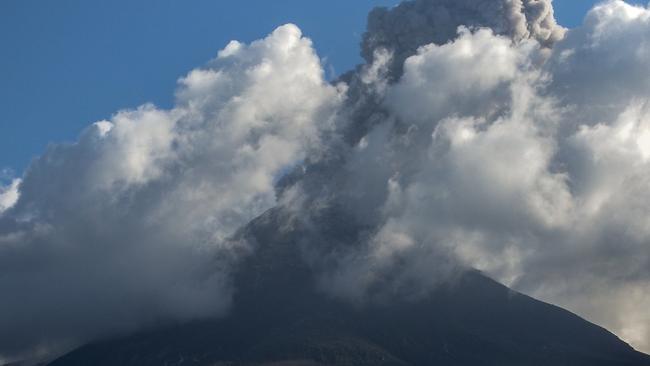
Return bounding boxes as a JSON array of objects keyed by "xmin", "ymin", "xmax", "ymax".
[{"xmin": 46, "ymin": 208, "xmax": 650, "ymax": 366}]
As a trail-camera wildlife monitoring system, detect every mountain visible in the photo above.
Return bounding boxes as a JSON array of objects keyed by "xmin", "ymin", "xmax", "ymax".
[{"xmin": 46, "ymin": 208, "xmax": 650, "ymax": 366}]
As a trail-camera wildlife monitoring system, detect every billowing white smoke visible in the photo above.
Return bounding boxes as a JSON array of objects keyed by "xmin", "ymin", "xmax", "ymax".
[
  {"xmin": 0, "ymin": 24, "xmax": 343, "ymax": 359},
  {"xmin": 318, "ymin": 0, "xmax": 650, "ymax": 353}
]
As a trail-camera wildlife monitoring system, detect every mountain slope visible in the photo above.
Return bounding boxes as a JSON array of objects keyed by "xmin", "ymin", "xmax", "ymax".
[{"xmin": 47, "ymin": 208, "xmax": 650, "ymax": 366}]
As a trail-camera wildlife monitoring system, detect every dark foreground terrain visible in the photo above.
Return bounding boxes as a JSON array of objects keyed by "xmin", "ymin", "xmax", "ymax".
[{"xmin": 45, "ymin": 209, "xmax": 650, "ymax": 366}]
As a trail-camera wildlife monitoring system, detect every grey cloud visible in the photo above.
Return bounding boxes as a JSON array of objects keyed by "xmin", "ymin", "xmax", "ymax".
[{"xmin": 361, "ymin": 0, "xmax": 565, "ymax": 80}]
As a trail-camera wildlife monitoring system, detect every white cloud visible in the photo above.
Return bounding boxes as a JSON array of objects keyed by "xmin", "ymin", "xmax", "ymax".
[
  {"xmin": 0, "ymin": 178, "xmax": 20, "ymax": 214},
  {"xmin": 0, "ymin": 23, "xmax": 342, "ymax": 359},
  {"xmin": 386, "ymin": 27, "xmax": 530, "ymax": 126}
]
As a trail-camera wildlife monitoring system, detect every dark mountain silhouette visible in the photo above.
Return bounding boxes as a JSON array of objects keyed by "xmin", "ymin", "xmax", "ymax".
[{"xmin": 45, "ymin": 208, "xmax": 650, "ymax": 366}]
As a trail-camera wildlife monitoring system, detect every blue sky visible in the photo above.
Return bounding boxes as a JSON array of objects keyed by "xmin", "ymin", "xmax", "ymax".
[{"xmin": 0, "ymin": 0, "xmax": 630, "ymax": 174}]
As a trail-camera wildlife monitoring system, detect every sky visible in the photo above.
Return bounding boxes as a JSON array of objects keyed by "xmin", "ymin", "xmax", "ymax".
[{"xmin": 0, "ymin": 0, "xmax": 616, "ymax": 175}]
